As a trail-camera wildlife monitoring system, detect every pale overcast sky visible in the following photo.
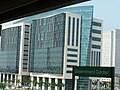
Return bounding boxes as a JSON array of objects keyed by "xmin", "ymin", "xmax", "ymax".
[{"xmin": 2, "ymin": 0, "xmax": 120, "ymax": 30}]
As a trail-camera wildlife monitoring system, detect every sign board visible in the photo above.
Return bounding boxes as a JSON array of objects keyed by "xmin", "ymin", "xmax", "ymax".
[
  {"xmin": 72, "ymin": 66, "xmax": 115, "ymax": 90},
  {"xmin": 74, "ymin": 66, "xmax": 114, "ymax": 77}
]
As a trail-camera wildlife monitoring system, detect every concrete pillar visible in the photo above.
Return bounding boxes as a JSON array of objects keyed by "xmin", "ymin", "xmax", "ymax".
[
  {"xmin": 62, "ymin": 79, "xmax": 65, "ymax": 90},
  {"xmin": 74, "ymin": 79, "xmax": 77, "ymax": 90},
  {"xmin": 48, "ymin": 78, "xmax": 51, "ymax": 90},
  {"xmin": 36, "ymin": 77, "xmax": 39, "ymax": 89},
  {"xmin": 31, "ymin": 76, "xmax": 33, "ymax": 88},
  {"xmin": 6, "ymin": 74, "xmax": 9, "ymax": 83},
  {"xmin": 3, "ymin": 73, "xmax": 5, "ymax": 83},
  {"xmin": 0, "ymin": 73, "xmax": 1, "ymax": 83},
  {"xmin": 18, "ymin": 75, "xmax": 22, "ymax": 86},
  {"xmin": 10, "ymin": 74, "xmax": 13, "ymax": 84},
  {"xmin": 14, "ymin": 75, "xmax": 17, "ymax": 86},
  {"xmin": 55, "ymin": 78, "xmax": 58, "ymax": 90},
  {"xmin": 42, "ymin": 77, "xmax": 45, "ymax": 90},
  {"xmin": 97, "ymin": 79, "xmax": 100, "ymax": 90}
]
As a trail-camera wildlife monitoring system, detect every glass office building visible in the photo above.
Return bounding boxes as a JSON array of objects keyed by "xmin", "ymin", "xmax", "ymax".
[
  {"xmin": 29, "ymin": 12, "xmax": 81, "ymax": 90},
  {"xmin": 0, "ymin": 23, "xmax": 30, "ymax": 83},
  {"xmin": 15, "ymin": 6, "xmax": 94, "ymax": 64},
  {"xmin": 15, "ymin": 6, "xmax": 93, "ymax": 67},
  {"xmin": 15, "ymin": 6, "xmax": 93, "ymax": 90},
  {"xmin": 0, "ymin": 6, "xmax": 99, "ymax": 90},
  {"xmin": 29, "ymin": 13, "xmax": 66, "ymax": 74}
]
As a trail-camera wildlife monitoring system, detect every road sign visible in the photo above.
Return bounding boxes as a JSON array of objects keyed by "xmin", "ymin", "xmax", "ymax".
[
  {"xmin": 72, "ymin": 66, "xmax": 115, "ymax": 90},
  {"xmin": 74, "ymin": 66, "xmax": 114, "ymax": 77}
]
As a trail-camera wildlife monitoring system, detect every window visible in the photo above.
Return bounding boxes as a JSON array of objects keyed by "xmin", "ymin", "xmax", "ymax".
[
  {"xmin": 92, "ymin": 37, "xmax": 101, "ymax": 42},
  {"xmin": 92, "ymin": 45, "xmax": 101, "ymax": 49},
  {"xmin": 91, "ymin": 51, "xmax": 93, "ymax": 66},
  {"xmin": 98, "ymin": 51, "xmax": 100, "ymax": 66},
  {"xmin": 96, "ymin": 51, "xmax": 98, "ymax": 66},
  {"xmin": 43, "ymin": 18, "xmax": 46, "ymax": 25},
  {"xmin": 72, "ymin": 17, "xmax": 75, "ymax": 46},
  {"xmin": 92, "ymin": 22, "xmax": 101, "ymax": 27},
  {"xmin": 68, "ymin": 17, "xmax": 71, "ymax": 45},
  {"xmin": 76, "ymin": 18, "xmax": 79, "ymax": 46},
  {"xmin": 66, "ymin": 71, "xmax": 72, "ymax": 73},
  {"xmin": 92, "ymin": 29, "xmax": 101, "ymax": 34},
  {"xmin": 67, "ymin": 59, "xmax": 77, "ymax": 63},
  {"xmin": 94, "ymin": 51, "xmax": 96, "ymax": 66},
  {"xmin": 25, "ymin": 25, "xmax": 30, "ymax": 32},
  {"xmin": 67, "ymin": 54, "xmax": 77, "ymax": 57},
  {"xmin": 67, "ymin": 48, "xmax": 78, "ymax": 52},
  {"xmin": 67, "ymin": 65, "xmax": 75, "ymax": 68}
]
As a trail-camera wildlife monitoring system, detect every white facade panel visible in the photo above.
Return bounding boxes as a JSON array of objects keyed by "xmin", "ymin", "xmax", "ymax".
[
  {"xmin": 64, "ymin": 12, "xmax": 81, "ymax": 79},
  {"xmin": 90, "ymin": 18, "xmax": 103, "ymax": 67},
  {"xmin": 101, "ymin": 29, "xmax": 120, "ymax": 74}
]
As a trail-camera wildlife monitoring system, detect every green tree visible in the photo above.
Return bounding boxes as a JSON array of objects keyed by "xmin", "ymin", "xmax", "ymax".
[
  {"xmin": 6, "ymin": 79, "xmax": 12, "ymax": 89},
  {"xmin": 22, "ymin": 77, "xmax": 31, "ymax": 89},
  {"xmin": 43, "ymin": 81, "xmax": 50, "ymax": 87},
  {"xmin": 32, "ymin": 79, "xmax": 37, "ymax": 89},
  {"xmin": 0, "ymin": 83, "xmax": 6, "ymax": 90},
  {"xmin": 38, "ymin": 80, "xmax": 43, "ymax": 89},
  {"xmin": 59, "ymin": 83, "xmax": 65, "ymax": 88},
  {"xmin": 15, "ymin": 79, "xmax": 22, "ymax": 90},
  {"xmin": 16, "ymin": 79, "xmax": 21, "ymax": 86}
]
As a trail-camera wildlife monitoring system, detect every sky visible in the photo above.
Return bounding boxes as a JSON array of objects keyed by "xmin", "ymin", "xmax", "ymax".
[
  {"xmin": 68, "ymin": 0, "xmax": 120, "ymax": 30},
  {"xmin": 2, "ymin": 0, "xmax": 120, "ymax": 30}
]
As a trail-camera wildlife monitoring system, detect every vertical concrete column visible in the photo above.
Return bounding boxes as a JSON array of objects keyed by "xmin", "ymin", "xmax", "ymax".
[
  {"xmin": 31, "ymin": 76, "xmax": 33, "ymax": 89},
  {"xmin": 3, "ymin": 73, "xmax": 5, "ymax": 83},
  {"xmin": 6, "ymin": 74, "xmax": 9, "ymax": 83},
  {"xmin": 55, "ymin": 78, "xmax": 58, "ymax": 90},
  {"xmin": 36, "ymin": 77, "xmax": 39, "ymax": 89},
  {"xmin": 48, "ymin": 78, "xmax": 51, "ymax": 90},
  {"xmin": 10, "ymin": 74, "xmax": 13, "ymax": 84},
  {"xmin": 42, "ymin": 77, "xmax": 45, "ymax": 90},
  {"xmin": 18, "ymin": 75, "xmax": 22, "ymax": 86},
  {"xmin": 62, "ymin": 79, "xmax": 65, "ymax": 90},
  {"xmin": 74, "ymin": 79, "xmax": 77, "ymax": 90},
  {"xmin": 14, "ymin": 75, "xmax": 17, "ymax": 86},
  {"xmin": 0, "ymin": 73, "xmax": 1, "ymax": 83},
  {"xmin": 97, "ymin": 79, "xmax": 100, "ymax": 90}
]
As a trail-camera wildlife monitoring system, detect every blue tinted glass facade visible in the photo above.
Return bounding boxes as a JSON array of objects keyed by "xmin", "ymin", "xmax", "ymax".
[
  {"xmin": 29, "ymin": 13, "xmax": 65, "ymax": 74},
  {"xmin": 0, "ymin": 26, "xmax": 21, "ymax": 73}
]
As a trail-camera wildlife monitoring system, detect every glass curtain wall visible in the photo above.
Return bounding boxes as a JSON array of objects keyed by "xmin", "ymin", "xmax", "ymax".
[{"xmin": 0, "ymin": 26, "xmax": 21, "ymax": 73}]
